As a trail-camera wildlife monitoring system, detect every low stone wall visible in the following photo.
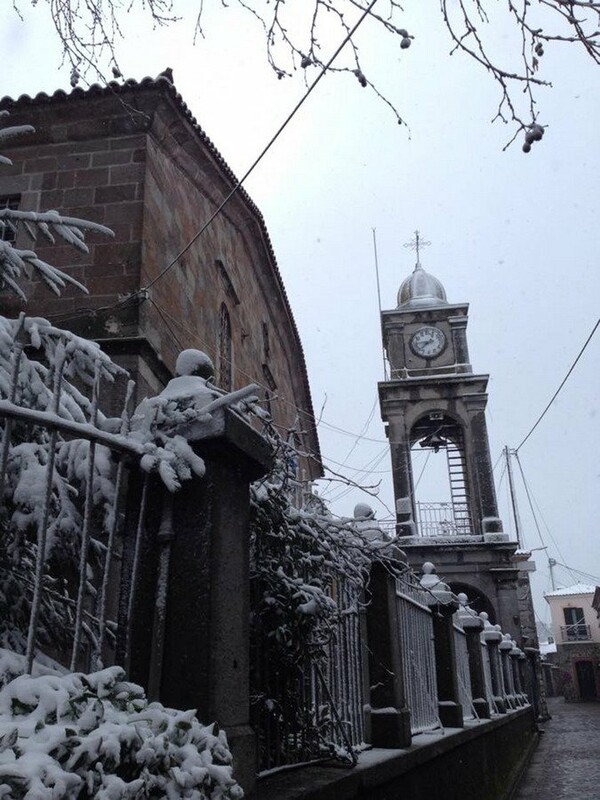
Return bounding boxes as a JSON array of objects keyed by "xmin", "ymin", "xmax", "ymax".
[{"xmin": 257, "ymin": 707, "xmax": 537, "ymax": 800}]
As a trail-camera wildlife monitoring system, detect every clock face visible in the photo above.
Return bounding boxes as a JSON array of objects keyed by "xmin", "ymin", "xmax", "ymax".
[{"xmin": 410, "ymin": 326, "xmax": 447, "ymax": 359}]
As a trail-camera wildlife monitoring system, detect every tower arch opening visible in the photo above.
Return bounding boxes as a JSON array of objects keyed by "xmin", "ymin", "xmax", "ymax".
[{"xmin": 409, "ymin": 412, "xmax": 473, "ymax": 537}]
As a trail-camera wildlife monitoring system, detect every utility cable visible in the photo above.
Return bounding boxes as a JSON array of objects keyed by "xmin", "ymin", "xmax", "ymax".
[
  {"xmin": 339, "ymin": 393, "xmax": 379, "ymax": 467},
  {"xmin": 513, "ymin": 451, "xmax": 579, "ymax": 584},
  {"xmin": 148, "ymin": 297, "xmax": 389, "ymax": 443},
  {"xmin": 141, "ymin": 0, "xmax": 381, "ymax": 294},
  {"xmin": 553, "ymin": 562, "xmax": 600, "ymax": 585},
  {"xmin": 516, "ymin": 317, "xmax": 600, "ymax": 451}
]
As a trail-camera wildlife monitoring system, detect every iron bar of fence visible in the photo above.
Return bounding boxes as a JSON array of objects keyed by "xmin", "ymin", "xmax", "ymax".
[
  {"xmin": 148, "ymin": 493, "xmax": 175, "ymax": 700},
  {"xmin": 25, "ymin": 348, "xmax": 67, "ymax": 673},
  {"xmin": 0, "ymin": 314, "xmax": 25, "ymax": 508},
  {"xmin": 93, "ymin": 379, "xmax": 135, "ymax": 670},
  {"xmin": 313, "ymin": 659, "xmax": 358, "ymax": 766},
  {"xmin": 396, "ymin": 576, "xmax": 441, "ymax": 734},
  {"xmin": 0, "ymin": 400, "xmax": 143, "ymax": 455},
  {"xmin": 70, "ymin": 359, "xmax": 102, "ymax": 671},
  {"xmin": 124, "ymin": 473, "xmax": 150, "ymax": 664},
  {"xmin": 453, "ymin": 622, "xmax": 475, "ymax": 720}
]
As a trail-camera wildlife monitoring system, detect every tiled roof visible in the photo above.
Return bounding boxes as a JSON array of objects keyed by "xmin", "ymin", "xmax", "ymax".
[
  {"xmin": 544, "ymin": 583, "xmax": 597, "ymax": 598},
  {"xmin": 0, "ymin": 76, "xmax": 322, "ymax": 473}
]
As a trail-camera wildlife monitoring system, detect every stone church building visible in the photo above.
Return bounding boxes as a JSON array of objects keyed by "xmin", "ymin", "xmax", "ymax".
[{"xmin": 0, "ymin": 75, "xmax": 321, "ymax": 476}]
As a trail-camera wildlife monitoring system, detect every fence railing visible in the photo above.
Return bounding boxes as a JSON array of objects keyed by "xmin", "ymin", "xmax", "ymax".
[
  {"xmin": 251, "ymin": 579, "xmax": 365, "ymax": 773},
  {"xmin": 416, "ymin": 501, "xmax": 473, "ymax": 537},
  {"xmin": 396, "ymin": 573, "xmax": 441, "ymax": 734},
  {"xmin": 453, "ymin": 620, "xmax": 475, "ymax": 720},
  {"xmin": 560, "ymin": 623, "xmax": 591, "ymax": 642},
  {"xmin": 0, "ymin": 316, "xmax": 147, "ymax": 677}
]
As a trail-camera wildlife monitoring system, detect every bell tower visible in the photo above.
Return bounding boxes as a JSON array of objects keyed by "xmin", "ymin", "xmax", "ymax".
[{"xmin": 378, "ymin": 233, "xmax": 523, "ymax": 640}]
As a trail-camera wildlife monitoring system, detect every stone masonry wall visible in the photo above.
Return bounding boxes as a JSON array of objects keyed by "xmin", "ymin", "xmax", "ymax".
[{"xmin": 0, "ymin": 84, "xmax": 320, "ymax": 471}]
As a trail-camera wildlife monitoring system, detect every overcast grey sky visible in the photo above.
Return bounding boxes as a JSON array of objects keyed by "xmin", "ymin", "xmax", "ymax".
[{"xmin": 3, "ymin": 1, "xmax": 599, "ymax": 625}]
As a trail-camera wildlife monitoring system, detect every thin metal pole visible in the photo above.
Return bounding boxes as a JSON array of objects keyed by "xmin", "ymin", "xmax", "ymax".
[
  {"xmin": 0, "ymin": 314, "xmax": 26, "ymax": 506},
  {"xmin": 548, "ymin": 557, "xmax": 557, "ymax": 591},
  {"xmin": 372, "ymin": 228, "xmax": 388, "ymax": 381},
  {"xmin": 93, "ymin": 379, "xmax": 136, "ymax": 669},
  {"xmin": 71, "ymin": 359, "xmax": 102, "ymax": 671},
  {"xmin": 26, "ymin": 348, "xmax": 67, "ymax": 673},
  {"xmin": 505, "ymin": 446, "xmax": 522, "ymax": 547}
]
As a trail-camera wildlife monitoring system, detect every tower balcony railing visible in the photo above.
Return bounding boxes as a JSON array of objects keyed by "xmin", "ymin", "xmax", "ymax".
[
  {"xmin": 560, "ymin": 624, "xmax": 591, "ymax": 642},
  {"xmin": 416, "ymin": 501, "xmax": 473, "ymax": 537}
]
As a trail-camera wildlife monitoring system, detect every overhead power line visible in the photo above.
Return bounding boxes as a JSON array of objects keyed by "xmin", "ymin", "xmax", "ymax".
[
  {"xmin": 516, "ymin": 317, "xmax": 600, "ymax": 451},
  {"xmin": 141, "ymin": 0, "xmax": 381, "ymax": 294}
]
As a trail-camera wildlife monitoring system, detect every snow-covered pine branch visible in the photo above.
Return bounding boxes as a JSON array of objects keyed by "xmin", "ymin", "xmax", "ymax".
[{"xmin": 0, "ymin": 113, "xmax": 113, "ymax": 300}]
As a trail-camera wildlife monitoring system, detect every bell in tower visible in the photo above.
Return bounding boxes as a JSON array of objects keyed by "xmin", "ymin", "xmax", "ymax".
[{"xmin": 378, "ymin": 232, "xmax": 524, "ymax": 640}]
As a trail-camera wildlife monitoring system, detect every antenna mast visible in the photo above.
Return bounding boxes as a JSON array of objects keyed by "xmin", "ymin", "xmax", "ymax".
[
  {"xmin": 372, "ymin": 228, "xmax": 388, "ymax": 380},
  {"xmin": 505, "ymin": 445, "xmax": 523, "ymax": 547}
]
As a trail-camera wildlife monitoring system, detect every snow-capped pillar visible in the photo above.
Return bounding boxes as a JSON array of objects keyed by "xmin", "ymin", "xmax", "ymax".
[
  {"xmin": 481, "ymin": 616, "xmax": 506, "ymax": 714},
  {"xmin": 499, "ymin": 634, "xmax": 517, "ymax": 709},
  {"xmin": 120, "ymin": 406, "xmax": 272, "ymax": 796},
  {"xmin": 365, "ymin": 557, "xmax": 412, "ymax": 748},
  {"xmin": 510, "ymin": 644, "xmax": 526, "ymax": 705},
  {"xmin": 517, "ymin": 653, "xmax": 529, "ymax": 705},
  {"xmin": 457, "ymin": 594, "xmax": 490, "ymax": 719},
  {"xmin": 421, "ymin": 564, "xmax": 463, "ymax": 728}
]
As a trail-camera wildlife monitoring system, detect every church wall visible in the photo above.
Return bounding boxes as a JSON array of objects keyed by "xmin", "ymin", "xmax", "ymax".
[{"xmin": 0, "ymin": 84, "xmax": 320, "ymax": 475}]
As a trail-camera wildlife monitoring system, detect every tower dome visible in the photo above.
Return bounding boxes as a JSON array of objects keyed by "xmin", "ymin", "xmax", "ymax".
[{"xmin": 397, "ymin": 262, "xmax": 448, "ymax": 308}]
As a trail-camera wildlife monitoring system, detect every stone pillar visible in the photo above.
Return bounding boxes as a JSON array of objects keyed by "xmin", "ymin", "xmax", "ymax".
[
  {"xmin": 518, "ymin": 654, "xmax": 529, "ymax": 704},
  {"xmin": 431, "ymin": 600, "xmax": 464, "ymax": 728},
  {"xmin": 482, "ymin": 615, "xmax": 505, "ymax": 713},
  {"xmin": 387, "ymin": 416, "xmax": 416, "ymax": 536},
  {"xmin": 464, "ymin": 399, "xmax": 504, "ymax": 539},
  {"xmin": 449, "ymin": 315, "xmax": 471, "ymax": 373},
  {"xmin": 120, "ymin": 408, "xmax": 272, "ymax": 796},
  {"xmin": 493, "ymin": 572, "xmax": 522, "ymax": 642},
  {"xmin": 421, "ymin": 565, "xmax": 463, "ymax": 728},
  {"xmin": 365, "ymin": 560, "xmax": 412, "ymax": 747},
  {"xmin": 510, "ymin": 647, "xmax": 525, "ymax": 705},
  {"xmin": 499, "ymin": 635, "xmax": 516, "ymax": 709},
  {"xmin": 461, "ymin": 614, "xmax": 490, "ymax": 719},
  {"xmin": 525, "ymin": 647, "xmax": 550, "ymax": 720}
]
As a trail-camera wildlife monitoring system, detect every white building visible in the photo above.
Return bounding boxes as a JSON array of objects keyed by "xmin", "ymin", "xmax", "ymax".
[{"xmin": 544, "ymin": 583, "xmax": 600, "ymax": 701}]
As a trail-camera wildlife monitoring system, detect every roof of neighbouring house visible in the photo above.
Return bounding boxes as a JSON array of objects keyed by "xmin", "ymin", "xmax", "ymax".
[{"xmin": 544, "ymin": 583, "xmax": 597, "ymax": 599}]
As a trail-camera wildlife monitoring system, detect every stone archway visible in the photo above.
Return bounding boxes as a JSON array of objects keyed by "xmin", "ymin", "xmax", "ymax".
[{"xmin": 449, "ymin": 582, "xmax": 497, "ymax": 623}]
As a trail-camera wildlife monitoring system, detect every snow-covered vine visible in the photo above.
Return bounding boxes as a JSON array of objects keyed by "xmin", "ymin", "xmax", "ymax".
[{"xmin": 249, "ymin": 421, "xmax": 393, "ymax": 663}]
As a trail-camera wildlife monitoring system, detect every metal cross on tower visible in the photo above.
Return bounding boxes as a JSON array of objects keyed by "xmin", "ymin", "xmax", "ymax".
[{"xmin": 403, "ymin": 229, "xmax": 431, "ymax": 267}]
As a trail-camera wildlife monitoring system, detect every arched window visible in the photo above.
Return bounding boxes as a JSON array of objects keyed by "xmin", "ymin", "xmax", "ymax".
[{"xmin": 217, "ymin": 303, "xmax": 232, "ymax": 391}]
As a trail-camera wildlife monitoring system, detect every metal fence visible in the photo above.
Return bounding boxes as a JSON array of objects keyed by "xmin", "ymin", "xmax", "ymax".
[
  {"xmin": 416, "ymin": 501, "xmax": 472, "ymax": 537},
  {"xmin": 453, "ymin": 620, "xmax": 475, "ymax": 720},
  {"xmin": 395, "ymin": 572, "xmax": 441, "ymax": 734},
  {"xmin": 0, "ymin": 315, "xmax": 149, "ymax": 676},
  {"xmin": 251, "ymin": 578, "xmax": 365, "ymax": 773}
]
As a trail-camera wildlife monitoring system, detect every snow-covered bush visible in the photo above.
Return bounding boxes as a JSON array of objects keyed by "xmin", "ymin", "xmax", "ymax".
[{"xmin": 0, "ymin": 658, "xmax": 242, "ymax": 799}]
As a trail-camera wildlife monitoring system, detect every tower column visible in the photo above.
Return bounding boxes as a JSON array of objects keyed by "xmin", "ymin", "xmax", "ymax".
[
  {"xmin": 449, "ymin": 315, "xmax": 471, "ymax": 373},
  {"xmin": 387, "ymin": 415, "xmax": 416, "ymax": 536},
  {"xmin": 465, "ymin": 397, "xmax": 504, "ymax": 538}
]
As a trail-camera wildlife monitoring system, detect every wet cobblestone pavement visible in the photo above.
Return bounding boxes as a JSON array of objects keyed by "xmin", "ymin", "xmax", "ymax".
[{"xmin": 515, "ymin": 697, "xmax": 600, "ymax": 799}]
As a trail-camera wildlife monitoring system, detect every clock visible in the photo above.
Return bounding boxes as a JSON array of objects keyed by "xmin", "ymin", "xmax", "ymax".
[{"xmin": 410, "ymin": 326, "xmax": 447, "ymax": 359}]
